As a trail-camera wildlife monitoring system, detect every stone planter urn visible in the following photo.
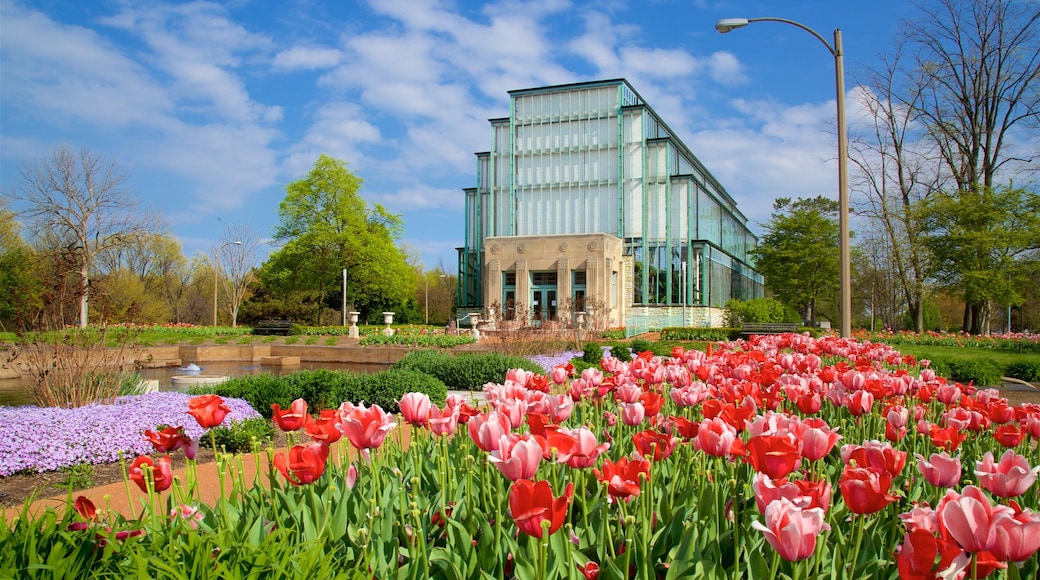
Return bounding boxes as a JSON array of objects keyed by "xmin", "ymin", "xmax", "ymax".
[
  {"xmin": 348, "ymin": 311, "xmax": 361, "ymax": 339},
  {"xmin": 382, "ymin": 312, "xmax": 395, "ymax": 337},
  {"xmin": 469, "ymin": 313, "xmax": 480, "ymax": 340}
]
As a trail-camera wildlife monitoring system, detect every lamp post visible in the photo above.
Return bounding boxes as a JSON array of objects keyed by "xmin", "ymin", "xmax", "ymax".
[
  {"xmin": 426, "ymin": 273, "xmax": 447, "ymax": 325},
  {"xmin": 716, "ymin": 17, "xmax": 852, "ymax": 338},
  {"xmin": 213, "ymin": 240, "xmax": 242, "ymax": 326}
]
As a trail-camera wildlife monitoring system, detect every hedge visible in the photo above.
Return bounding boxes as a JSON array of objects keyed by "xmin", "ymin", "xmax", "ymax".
[
  {"xmin": 191, "ymin": 368, "xmax": 447, "ymax": 417},
  {"xmin": 391, "ymin": 350, "xmax": 545, "ymax": 391}
]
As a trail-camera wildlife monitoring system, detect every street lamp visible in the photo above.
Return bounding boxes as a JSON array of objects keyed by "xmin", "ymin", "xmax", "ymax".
[
  {"xmin": 426, "ymin": 273, "xmax": 448, "ymax": 325},
  {"xmin": 716, "ymin": 17, "xmax": 852, "ymax": 338},
  {"xmin": 213, "ymin": 240, "xmax": 242, "ymax": 326}
]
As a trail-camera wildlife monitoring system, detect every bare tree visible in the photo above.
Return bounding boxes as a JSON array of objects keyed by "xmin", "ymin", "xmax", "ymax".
[
  {"xmin": 906, "ymin": 0, "xmax": 1040, "ymax": 193},
  {"xmin": 214, "ymin": 222, "xmax": 264, "ymax": 327},
  {"xmin": 14, "ymin": 145, "xmax": 160, "ymax": 327},
  {"xmin": 850, "ymin": 48, "xmax": 942, "ymax": 332},
  {"xmin": 905, "ymin": 0, "xmax": 1040, "ymax": 333}
]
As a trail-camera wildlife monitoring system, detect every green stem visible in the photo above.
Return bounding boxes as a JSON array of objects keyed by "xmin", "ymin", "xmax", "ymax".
[{"xmin": 848, "ymin": 515, "xmax": 866, "ymax": 578}]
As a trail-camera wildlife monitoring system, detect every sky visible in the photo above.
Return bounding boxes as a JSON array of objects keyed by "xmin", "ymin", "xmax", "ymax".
[{"xmin": 1, "ymin": 0, "xmax": 918, "ymax": 272}]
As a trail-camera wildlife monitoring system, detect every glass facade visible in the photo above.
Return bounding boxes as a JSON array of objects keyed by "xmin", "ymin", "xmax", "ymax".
[{"xmin": 459, "ymin": 79, "xmax": 763, "ymax": 316}]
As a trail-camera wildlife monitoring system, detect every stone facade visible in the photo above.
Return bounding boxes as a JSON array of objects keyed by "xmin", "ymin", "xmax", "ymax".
[{"xmin": 483, "ymin": 232, "xmax": 624, "ymax": 329}]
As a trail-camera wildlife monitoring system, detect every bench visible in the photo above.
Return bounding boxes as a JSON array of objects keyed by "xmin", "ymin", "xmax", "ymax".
[
  {"xmin": 740, "ymin": 322, "xmax": 800, "ymax": 336},
  {"xmin": 252, "ymin": 319, "xmax": 295, "ymax": 336}
]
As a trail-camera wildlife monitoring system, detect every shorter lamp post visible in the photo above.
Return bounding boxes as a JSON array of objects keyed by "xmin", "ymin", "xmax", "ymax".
[{"xmin": 213, "ymin": 240, "xmax": 242, "ymax": 327}]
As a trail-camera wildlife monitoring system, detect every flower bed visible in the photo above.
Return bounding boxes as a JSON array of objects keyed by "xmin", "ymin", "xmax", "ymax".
[
  {"xmin": 0, "ymin": 392, "xmax": 259, "ymax": 476},
  {"xmin": 2, "ymin": 334, "xmax": 1039, "ymax": 579}
]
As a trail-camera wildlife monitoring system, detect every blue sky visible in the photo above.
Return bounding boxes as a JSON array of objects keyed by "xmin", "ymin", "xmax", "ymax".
[{"xmin": 1, "ymin": 0, "xmax": 916, "ymax": 272}]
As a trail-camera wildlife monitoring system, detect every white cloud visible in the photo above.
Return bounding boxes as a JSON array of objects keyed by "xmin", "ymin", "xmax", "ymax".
[
  {"xmin": 373, "ymin": 183, "xmax": 465, "ymax": 211},
  {"xmin": 272, "ymin": 46, "xmax": 342, "ymax": 71}
]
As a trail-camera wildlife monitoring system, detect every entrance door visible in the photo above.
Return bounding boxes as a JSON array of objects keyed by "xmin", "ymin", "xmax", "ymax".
[
  {"xmin": 532, "ymin": 289, "xmax": 557, "ymax": 322},
  {"xmin": 530, "ymin": 272, "xmax": 558, "ymax": 324}
]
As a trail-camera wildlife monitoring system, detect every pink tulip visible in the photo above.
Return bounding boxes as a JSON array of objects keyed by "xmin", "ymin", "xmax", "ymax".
[
  {"xmin": 989, "ymin": 504, "xmax": 1040, "ymax": 562},
  {"xmin": 974, "ymin": 449, "xmax": 1039, "ymax": 498},
  {"xmin": 751, "ymin": 497, "xmax": 830, "ymax": 561},
  {"xmin": 752, "ymin": 472, "xmax": 809, "ymax": 514},
  {"xmin": 937, "ymin": 485, "xmax": 1014, "ymax": 553},
  {"xmin": 548, "ymin": 394, "xmax": 574, "ymax": 423},
  {"xmin": 548, "ymin": 427, "xmax": 610, "ymax": 469},
  {"xmin": 428, "ymin": 404, "xmax": 460, "ymax": 437},
  {"xmin": 550, "ymin": 365, "xmax": 570, "ymax": 385},
  {"xmin": 693, "ymin": 417, "xmax": 739, "ymax": 458},
  {"xmin": 468, "ymin": 411, "xmax": 511, "ymax": 452},
  {"xmin": 489, "ymin": 433, "xmax": 543, "ymax": 481},
  {"xmin": 915, "ymin": 452, "xmax": 962, "ymax": 488},
  {"xmin": 620, "ymin": 402, "xmax": 645, "ymax": 426},
  {"xmin": 336, "ymin": 402, "xmax": 397, "ymax": 451},
  {"xmin": 398, "ymin": 392, "xmax": 431, "ymax": 427},
  {"xmin": 800, "ymin": 418, "xmax": 841, "ymax": 461}
]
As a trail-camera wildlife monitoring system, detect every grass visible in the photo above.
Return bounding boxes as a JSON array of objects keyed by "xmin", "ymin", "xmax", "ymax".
[{"xmin": 883, "ymin": 344, "xmax": 1040, "ymax": 373}]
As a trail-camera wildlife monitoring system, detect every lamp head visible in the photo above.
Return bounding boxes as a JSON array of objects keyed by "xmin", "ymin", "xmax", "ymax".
[{"xmin": 715, "ymin": 18, "xmax": 749, "ymax": 33}]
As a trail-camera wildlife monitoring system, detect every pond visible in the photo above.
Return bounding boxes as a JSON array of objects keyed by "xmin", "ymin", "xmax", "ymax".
[{"xmin": 0, "ymin": 360, "xmax": 388, "ymax": 408}]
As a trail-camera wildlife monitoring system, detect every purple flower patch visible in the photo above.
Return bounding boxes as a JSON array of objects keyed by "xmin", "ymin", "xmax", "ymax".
[{"xmin": 0, "ymin": 392, "xmax": 259, "ymax": 476}]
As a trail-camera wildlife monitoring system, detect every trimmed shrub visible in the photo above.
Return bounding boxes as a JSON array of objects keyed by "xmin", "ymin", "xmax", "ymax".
[
  {"xmin": 659, "ymin": 327, "xmax": 742, "ymax": 341},
  {"xmin": 629, "ymin": 338, "xmax": 653, "ymax": 356},
  {"xmin": 610, "ymin": 343, "xmax": 632, "ymax": 362},
  {"xmin": 1005, "ymin": 361, "xmax": 1040, "ymax": 382},
  {"xmin": 193, "ymin": 368, "xmax": 447, "ymax": 418},
  {"xmin": 583, "ymin": 342, "xmax": 603, "ymax": 364},
  {"xmin": 211, "ymin": 418, "xmax": 274, "ymax": 453},
  {"xmin": 947, "ymin": 358, "xmax": 1004, "ymax": 387},
  {"xmin": 391, "ymin": 350, "xmax": 544, "ymax": 391}
]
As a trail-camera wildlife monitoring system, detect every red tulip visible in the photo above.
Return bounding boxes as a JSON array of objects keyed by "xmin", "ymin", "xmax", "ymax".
[
  {"xmin": 751, "ymin": 497, "xmax": 830, "ymax": 561},
  {"xmin": 129, "ymin": 455, "xmax": 173, "ymax": 493},
  {"xmin": 187, "ymin": 394, "xmax": 231, "ymax": 429},
  {"xmin": 489, "ymin": 434, "xmax": 544, "ymax": 482},
  {"xmin": 336, "ymin": 402, "xmax": 397, "ymax": 450},
  {"xmin": 928, "ymin": 424, "xmax": 967, "ymax": 452},
  {"xmin": 792, "ymin": 478, "xmax": 832, "ymax": 513},
  {"xmin": 144, "ymin": 426, "xmax": 190, "ymax": 453},
  {"xmin": 74, "ymin": 496, "xmax": 98, "ymax": 521},
  {"xmin": 915, "ymin": 451, "xmax": 962, "ymax": 488},
  {"xmin": 841, "ymin": 440, "xmax": 906, "ymax": 477},
  {"xmin": 974, "ymin": 449, "xmax": 1039, "ymax": 498},
  {"xmin": 746, "ymin": 433, "xmax": 801, "ymax": 480},
  {"xmin": 846, "ymin": 390, "xmax": 874, "ymax": 417},
  {"xmin": 896, "ymin": 528, "xmax": 968, "ymax": 580},
  {"xmin": 577, "ymin": 561, "xmax": 600, "ymax": 580},
  {"xmin": 632, "ymin": 429, "xmax": 677, "ymax": 462},
  {"xmin": 271, "ymin": 398, "xmax": 308, "ymax": 432},
  {"xmin": 508, "ymin": 479, "xmax": 574, "ymax": 539},
  {"xmin": 398, "ymin": 392, "xmax": 431, "ymax": 427},
  {"xmin": 838, "ymin": 465, "xmax": 897, "ymax": 514},
  {"xmin": 592, "ymin": 455, "xmax": 651, "ymax": 501},
  {"xmin": 993, "ymin": 424, "xmax": 1026, "ymax": 448},
  {"xmin": 304, "ymin": 409, "xmax": 342, "ymax": 445},
  {"xmin": 668, "ymin": 415, "xmax": 700, "ymax": 439},
  {"xmin": 273, "ymin": 442, "xmax": 329, "ymax": 486}
]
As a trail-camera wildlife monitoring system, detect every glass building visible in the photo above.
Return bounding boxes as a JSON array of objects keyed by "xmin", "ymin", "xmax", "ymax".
[{"xmin": 457, "ymin": 79, "xmax": 763, "ymax": 333}]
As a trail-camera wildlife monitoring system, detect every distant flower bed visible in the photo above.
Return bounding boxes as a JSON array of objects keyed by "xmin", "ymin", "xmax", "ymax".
[
  {"xmin": 860, "ymin": 329, "xmax": 1040, "ymax": 352},
  {"xmin": 0, "ymin": 392, "xmax": 259, "ymax": 476}
]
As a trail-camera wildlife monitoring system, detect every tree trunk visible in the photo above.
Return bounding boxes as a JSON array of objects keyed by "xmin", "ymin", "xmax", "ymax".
[{"xmin": 79, "ymin": 265, "xmax": 89, "ymax": 328}]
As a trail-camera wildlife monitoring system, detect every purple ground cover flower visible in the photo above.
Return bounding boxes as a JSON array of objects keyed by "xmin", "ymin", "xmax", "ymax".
[
  {"xmin": 526, "ymin": 351, "xmax": 583, "ymax": 373},
  {"xmin": 0, "ymin": 392, "xmax": 259, "ymax": 476}
]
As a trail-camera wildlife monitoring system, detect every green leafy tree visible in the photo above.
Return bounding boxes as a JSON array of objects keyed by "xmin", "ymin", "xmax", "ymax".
[
  {"xmin": 0, "ymin": 198, "xmax": 43, "ymax": 328},
  {"xmin": 751, "ymin": 196, "xmax": 841, "ymax": 326},
  {"xmin": 259, "ymin": 155, "xmax": 413, "ymax": 324},
  {"xmin": 915, "ymin": 185, "xmax": 1040, "ymax": 334}
]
